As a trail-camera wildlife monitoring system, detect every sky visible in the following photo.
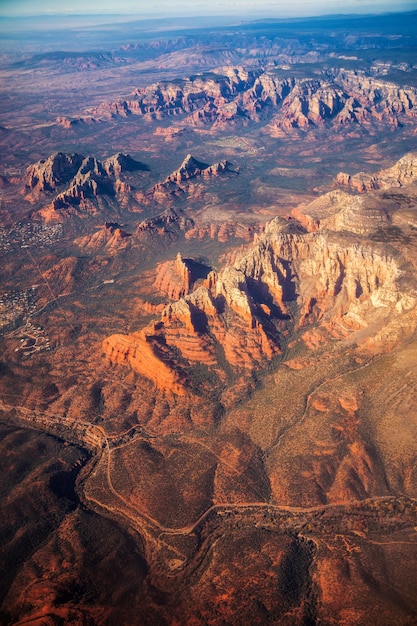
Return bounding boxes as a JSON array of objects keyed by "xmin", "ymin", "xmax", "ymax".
[{"xmin": 0, "ymin": 0, "xmax": 416, "ymax": 18}]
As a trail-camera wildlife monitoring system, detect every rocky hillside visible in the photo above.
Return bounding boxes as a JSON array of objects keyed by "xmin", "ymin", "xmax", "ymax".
[
  {"xmin": 92, "ymin": 66, "xmax": 417, "ymax": 131},
  {"xmin": 336, "ymin": 151, "xmax": 417, "ymax": 192},
  {"xmin": 24, "ymin": 151, "xmax": 145, "ymax": 220},
  {"xmin": 103, "ymin": 158, "xmax": 417, "ymax": 401},
  {"xmin": 137, "ymin": 153, "xmax": 237, "ymax": 205}
]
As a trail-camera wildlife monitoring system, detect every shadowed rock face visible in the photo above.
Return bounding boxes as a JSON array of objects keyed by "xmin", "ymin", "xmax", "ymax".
[
  {"xmin": 163, "ymin": 153, "xmax": 234, "ymax": 183},
  {"xmin": 154, "ymin": 253, "xmax": 211, "ymax": 300},
  {"xmin": 103, "ymin": 152, "xmax": 149, "ymax": 177},
  {"xmin": 25, "ymin": 152, "xmax": 85, "ymax": 191},
  {"xmin": 140, "ymin": 153, "xmax": 237, "ymax": 204}
]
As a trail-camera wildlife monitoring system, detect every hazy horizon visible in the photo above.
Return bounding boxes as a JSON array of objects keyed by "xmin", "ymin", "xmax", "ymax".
[{"xmin": 1, "ymin": 0, "xmax": 416, "ymax": 18}]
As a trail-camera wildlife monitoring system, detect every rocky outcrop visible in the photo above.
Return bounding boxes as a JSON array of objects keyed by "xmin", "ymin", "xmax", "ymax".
[
  {"xmin": 26, "ymin": 151, "xmax": 146, "ymax": 220},
  {"xmin": 291, "ymin": 190, "xmax": 391, "ymax": 235},
  {"xmin": 103, "ymin": 270, "xmax": 281, "ymax": 396},
  {"xmin": 154, "ymin": 253, "xmax": 211, "ymax": 300},
  {"xmin": 25, "ymin": 152, "xmax": 84, "ymax": 193},
  {"xmin": 271, "ymin": 79, "xmax": 346, "ymax": 130},
  {"xmin": 162, "ymin": 153, "xmax": 234, "ymax": 184},
  {"xmin": 336, "ymin": 152, "xmax": 417, "ymax": 193},
  {"xmin": 92, "ymin": 67, "xmax": 258, "ymax": 120},
  {"xmin": 154, "ymin": 253, "xmax": 193, "ymax": 300},
  {"xmin": 103, "ymin": 329, "xmax": 187, "ymax": 396},
  {"xmin": 75, "ymin": 222, "xmax": 132, "ymax": 251},
  {"xmin": 269, "ymin": 69, "xmax": 417, "ymax": 132},
  {"xmin": 54, "ymin": 156, "xmax": 112, "ymax": 203},
  {"xmin": 162, "ymin": 154, "xmax": 230, "ymax": 183},
  {"xmin": 103, "ymin": 152, "xmax": 148, "ymax": 177},
  {"xmin": 249, "ymin": 223, "xmax": 411, "ymax": 339},
  {"xmin": 135, "ymin": 208, "xmax": 194, "ymax": 241},
  {"xmin": 103, "ymin": 179, "xmax": 417, "ymax": 397},
  {"xmin": 138, "ymin": 154, "xmax": 236, "ymax": 205},
  {"xmin": 56, "ymin": 116, "xmax": 97, "ymax": 128},
  {"xmin": 154, "ymin": 126, "xmax": 186, "ymax": 141},
  {"xmin": 92, "ymin": 65, "xmax": 417, "ymax": 132}
]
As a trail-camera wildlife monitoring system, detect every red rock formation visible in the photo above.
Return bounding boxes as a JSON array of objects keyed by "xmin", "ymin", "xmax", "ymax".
[
  {"xmin": 103, "ymin": 329, "xmax": 187, "ymax": 396},
  {"xmin": 103, "ymin": 251, "xmax": 283, "ymax": 395},
  {"xmin": 154, "ymin": 253, "xmax": 193, "ymax": 300},
  {"xmin": 104, "ymin": 193, "xmax": 417, "ymax": 397},
  {"xmin": 185, "ymin": 221, "xmax": 264, "ymax": 243},
  {"xmin": 139, "ymin": 154, "xmax": 236, "ymax": 205},
  {"xmin": 75, "ymin": 222, "xmax": 132, "ymax": 252},
  {"xmin": 56, "ymin": 116, "xmax": 97, "ymax": 128},
  {"xmin": 135, "ymin": 208, "xmax": 194, "ymax": 240},
  {"xmin": 154, "ymin": 126, "xmax": 185, "ymax": 141},
  {"xmin": 26, "ymin": 151, "xmax": 145, "ymax": 219},
  {"xmin": 25, "ymin": 152, "xmax": 84, "ymax": 193},
  {"xmin": 162, "ymin": 153, "xmax": 234, "ymax": 185},
  {"xmin": 92, "ymin": 65, "xmax": 417, "ymax": 133},
  {"xmin": 103, "ymin": 152, "xmax": 148, "ymax": 177},
  {"xmin": 92, "ymin": 67, "xmax": 258, "ymax": 120},
  {"xmin": 336, "ymin": 152, "xmax": 417, "ymax": 193}
]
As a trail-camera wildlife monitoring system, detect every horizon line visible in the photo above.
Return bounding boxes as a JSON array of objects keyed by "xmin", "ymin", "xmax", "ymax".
[{"xmin": 1, "ymin": 6, "xmax": 417, "ymax": 19}]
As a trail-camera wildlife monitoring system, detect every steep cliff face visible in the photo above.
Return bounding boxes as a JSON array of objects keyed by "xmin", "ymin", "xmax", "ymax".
[
  {"xmin": 25, "ymin": 152, "xmax": 84, "ymax": 193},
  {"xmin": 269, "ymin": 69, "xmax": 417, "ymax": 132},
  {"xmin": 103, "ymin": 271, "xmax": 281, "ymax": 397},
  {"xmin": 238, "ymin": 221, "xmax": 412, "ymax": 342},
  {"xmin": 271, "ymin": 79, "xmax": 346, "ymax": 130},
  {"xmin": 162, "ymin": 154, "xmax": 235, "ymax": 184},
  {"xmin": 103, "ymin": 329, "xmax": 188, "ymax": 397},
  {"xmin": 154, "ymin": 253, "xmax": 211, "ymax": 300},
  {"xmin": 154, "ymin": 253, "xmax": 193, "ymax": 300},
  {"xmin": 92, "ymin": 67, "xmax": 258, "ymax": 120},
  {"xmin": 103, "ymin": 152, "xmax": 148, "ymax": 177},
  {"xmin": 103, "ymin": 189, "xmax": 417, "ymax": 399}
]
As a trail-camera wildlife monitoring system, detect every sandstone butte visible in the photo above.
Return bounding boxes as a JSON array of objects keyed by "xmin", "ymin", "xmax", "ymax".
[
  {"xmin": 103, "ymin": 172, "xmax": 417, "ymax": 397},
  {"xmin": 154, "ymin": 253, "xmax": 194, "ymax": 300}
]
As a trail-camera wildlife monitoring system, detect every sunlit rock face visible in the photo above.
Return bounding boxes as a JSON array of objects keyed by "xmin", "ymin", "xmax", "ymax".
[
  {"xmin": 103, "ymin": 178, "xmax": 417, "ymax": 401},
  {"xmin": 337, "ymin": 151, "xmax": 417, "ymax": 192}
]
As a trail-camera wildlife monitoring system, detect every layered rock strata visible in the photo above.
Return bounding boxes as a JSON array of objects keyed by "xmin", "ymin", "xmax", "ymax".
[
  {"xmin": 93, "ymin": 66, "xmax": 417, "ymax": 131},
  {"xmin": 104, "ymin": 196, "xmax": 417, "ymax": 396},
  {"xmin": 336, "ymin": 151, "xmax": 417, "ymax": 192},
  {"xmin": 25, "ymin": 151, "xmax": 144, "ymax": 219}
]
